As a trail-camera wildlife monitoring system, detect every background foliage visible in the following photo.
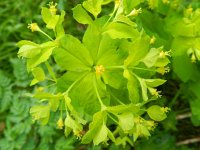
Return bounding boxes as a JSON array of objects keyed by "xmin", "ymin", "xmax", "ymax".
[{"xmin": 0, "ymin": 0, "xmax": 200, "ymax": 149}]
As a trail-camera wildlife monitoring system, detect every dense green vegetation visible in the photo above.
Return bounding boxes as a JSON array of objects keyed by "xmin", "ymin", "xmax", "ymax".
[{"xmin": 1, "ymin": 0, "xmax": 200, "ymax": 149}]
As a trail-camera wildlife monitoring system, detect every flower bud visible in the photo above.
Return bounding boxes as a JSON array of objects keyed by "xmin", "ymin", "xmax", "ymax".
[
  {"xmin": 48, "ymin": 2, "xmax": 57, "ymax": 15},
  {"xmin": 27, "ymin": 23, "xmax": 41, "ymax": 32},
  {"xmin": 57, "ymin": 118, "xmax": 64, "ymax": 129}
]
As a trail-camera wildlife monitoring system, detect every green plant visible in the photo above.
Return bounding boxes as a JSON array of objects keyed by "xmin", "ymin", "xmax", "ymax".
[
  {"xmin": 0, "ymin": 59, "xmax": 80, "ymax": 150},
  {"xmin": 17, "ymin": 0, "xmax": 172, "ymax": 146}
]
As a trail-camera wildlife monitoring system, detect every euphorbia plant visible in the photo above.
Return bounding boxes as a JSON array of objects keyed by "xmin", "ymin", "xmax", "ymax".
[{"xmin": 17, "ymin": 0, "xmax": 170, "ymax": 146}]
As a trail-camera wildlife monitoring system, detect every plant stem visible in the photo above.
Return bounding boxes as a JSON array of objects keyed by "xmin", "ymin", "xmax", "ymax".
[
  {"xmin": 60, "ymin": 99, "xmax": 64, "ymax": 117},
  {"xmin": 105, "ymin": 65, "xmax": 125, "ymax": 70},
  {"xmin": 169, "ymin": 86, "xmax": 182, "ymax": 108},
  {"xmin": 45, "ymin": 61, "xmax": 57, "ymax": 82},
  {"xmin": 93, "ymin": 74, "xmax": 106, "ymax": 110},
  {"xmin": 128, "ymin": 66, "xmax": 156, "ymax": 72},
  {"xmin": 107, "ymin": 113, "xmax": 119, "ymax": 125},
  {"xmin": 64, "ymin": 72, "xmax": 88, "ymax": 95},
  {"xmin": 103, "ymin": 1, "xmax": 119, "ymax": 28},
  {"xmin": 110, "ymin": 93, "xmax": 125, "ymax": 105},
  {"xmin": 39, "ymin": 30, "xmax": 54, "ymax": 41}
]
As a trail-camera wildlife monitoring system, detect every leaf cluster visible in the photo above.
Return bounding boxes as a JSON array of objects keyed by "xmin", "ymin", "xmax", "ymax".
[{"xmin": 17, "ymin": 0, "xmax": 172, "ymax": 145}]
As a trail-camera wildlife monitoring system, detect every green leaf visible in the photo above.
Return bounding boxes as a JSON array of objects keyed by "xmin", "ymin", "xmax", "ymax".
[
  {"xmin": 102, "ymin": 70, "xmax": 125, "ymax": 89},
  {"xmin": 46, "ymin": 15, "xmax": 60, "ymax": 30},
  {"xmin": 82, "ymin": 111, "xmax": 105, "ymax": 144},
  {"xmin": 97, "ymin": 35, "xmax": 123, "ymax": 66},
  {"xmin": 145, "ymin": 79, "xmax": 166, "ymax": 87},
  {"xmin": 72, "ymin": 4, "xmax": 93, "ymax": 24},
  {"xmin": 83, "ymin": 0, "xmax": 103, "ymax": 18},
  {"xmin": 190, "ymin": 81, "xmax": 200, "ymax": 98},
  {"xmin": 53, "ymin": 47, "xmax": 89, "ymax": 71},
  {"xmin": 118, "ymin": 112, "xmax": 134, "ymax": 132},
  {"xmin": 114, "ymin": 14, "xmax": 137, "ymax": 27},
  {"xmin": 69, "ymin": 72, "xmax": 106, "ymax": 115},
  {"xmin": 103, "ymin": 22, "xmax": 139, "ymax": 39},
  {"xmin": 123, "ymin": 0, "xmax": 141, "ymax": 13},
  {"xmin": 165, "ymin": 15, "xmax": 197, "ymax": 38},
  {"xmin": 147, "ymin": 105, "xmax": 167, "ymax": 121},
  {"xmin": 83, "ymin": 23, "xmax": 101, "ymax": 61},
  {"xmin": 137, "ymin": 77, "xmax": 148, "ymax": 101},
  {"xmin": 83, "ymin": 24, "xmax": 123, "ymax": 67},
  {"xmin": 55, "ymin": 10, "xmax": 66, "ymax": 38},
  {"xmin": 32, "ymin": 67, "xmax": 45, "ymax": 81},
  {"xmin": 107, "ymin": 104, "xmax": 139, "ymax": 114},
  {"xmin": 41, "ymin": 7, "xmax": 52, "ymax": 24},
  {"xmin": 56, "ymin": 71, "xmax": 86, "ymax": 92},
  {"xmin": 34, "ymin": 92, "xmax": 61, "ymax": 99},
  {"xmin": 10, "ymin": 59, "xmax": 30, "ymax": 87},
  {"xmin": 17, "ymin": 41, "xmax": 41, "ymax": 58},
  {"xmin": 123, "ymin": 70, "xmax": 140, "ymax": 103},
  {"xmin": 172, "ymin": 37, "xmax": 200, "ymax": 82},
  {"xmin": 135, "ymin": 124, "xmax": 150, "ymax": 139},
  {"xmin": 142, "ymin": 48, "xmax": 160, "ymax": 68},
  {"xmin": 53, "ymin": 34, "xmax": 93, "ymax": 71},
  {"xmin": 93, "ymin": 123, "xmax": 108, "ymax": 145},
  {"xmin": 27, "ymin": 47, "xmax": 54, "ymax": 71},
  {"xmin": 65, "ymin": 114, "xmax": 83, "ymax": 136},
  {"xmin": 65, "ymin": 96, "xmax": 87, "ymax": 125},
  {"xmin": 124, "ymin": 33, "xmax": 150, "ymax": 66},
  {"xmin": 107, "ymin": 128, "xmax": 115, "ymax": 142},
  {"xmin": 49, "ymin": 99, "xmax": 60, "ymax": 112},
  {"xmin": 33, "ymin": 92, "xmax": 61, "ymax": 112},
  {"xmin": 30, "ymin": 105, "xmax": 50, "ymax": 125},
  {"xmin": 154, "ymin": 57, "xmax": 170, "ymax": 67},
  {"xmin": 0, "ymin": 71, "xmax": 12, "ymax": 112},
  {"xmin": 139, "ymin": 10, "xmax": 169, "ymax": 39}
]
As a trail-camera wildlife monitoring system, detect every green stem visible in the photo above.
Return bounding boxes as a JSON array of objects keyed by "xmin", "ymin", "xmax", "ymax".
[
  {"xmin": 110, "ymin": 93, "xmax": 125, "ymax": 105},
  {"xmin": 169, "ymin": 86, "xmax": 183, "ymax": 108},
  {"xmin": 60, "ymin": 99, "xmax": 64, "ymax": 117},
  {"xmin": 45, "ymin": 61, "xmax": 57, "ymax": 82},
  {"xmin": 46, "ymin": 77, "xmax": 55, "ymax": 82},
  {"xmin": 93, "ymin": 74, "xmax": 106, "ymax": 110},
  {"xmin": 39, "ymin": 29, "xmax": 54, "ymax": 41},
  {"xmin": 105, "ymin": 65, "xmax": 125, "ymax": 70},
  {"xmin": 43, "ymin": 83, "xmax": 56, "ymax": 89},
  {"xmin": 107, "ymin": 113, "xmax": 119, "ymax": 125},
  {"xmin": 128, "ymin": 66, "xmax": 156, "ymax": 72},
  {"xmin": 64, "ymin": 72, "xmax": 88, "ymax": 95},
  {"xmin": 103, "ymin": 2, "xmax": 120, "ymax": 28}
]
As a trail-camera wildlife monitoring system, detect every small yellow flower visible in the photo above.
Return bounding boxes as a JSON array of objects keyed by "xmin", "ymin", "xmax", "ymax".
[
  {"xmin": 191, "ymin": 53, "xmax": 196, "ymax": 63},
  {"xmin": 146, "ymin": 120, "xmax": 157, "ymax": 130},
  {"xmin": 150, "ymin": 36, "xmax": 156, "ymax": 44},
  {"xmin": 57, "ymin": 118, "xmax": 64, "ymax": 129},
  {"xmin": 162, "ymin": 0, "xmax": 169, "ymax": 4},
  {"xmin": 159, "ymin": 50, "xmax": 171, "ymax": 58},
  {"xmin": 127, "ymin": 8, "xmax": 142, "ymax": 17},
  {"xmin": 95, "ymin": 65, "xmax": 105, "ymax": 75},
  {"xmin": 185, "ymin": 6, "xmax": 193, "ymax": 17},
  {"xmin": 156, "ymin": 67, "xmax": 170, "ymax": 75},
  {"xmin": 134, "ymin": 117, "xmax": 144, "ymax": 124},
  {"xmin": 148, "ymin": 88, "xmax": 162, "ymax": 98},
  {"xmin": 74, "ymin": 130, "xmax": 82, "ymax": 139},
  {"xmin": 36, "ymin": 87, "xmax": 45, "ymax": 92},
  {"xmin": 48, "ymin": 2, "xmax": 57, "ymax": 15},
  {"xmin": 161, "ymin": 107, "xmax": 170, "ymax": 113},
  {"xmin": 27, "ymin": 23, "xmax": 41, "ymax": 32}
]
